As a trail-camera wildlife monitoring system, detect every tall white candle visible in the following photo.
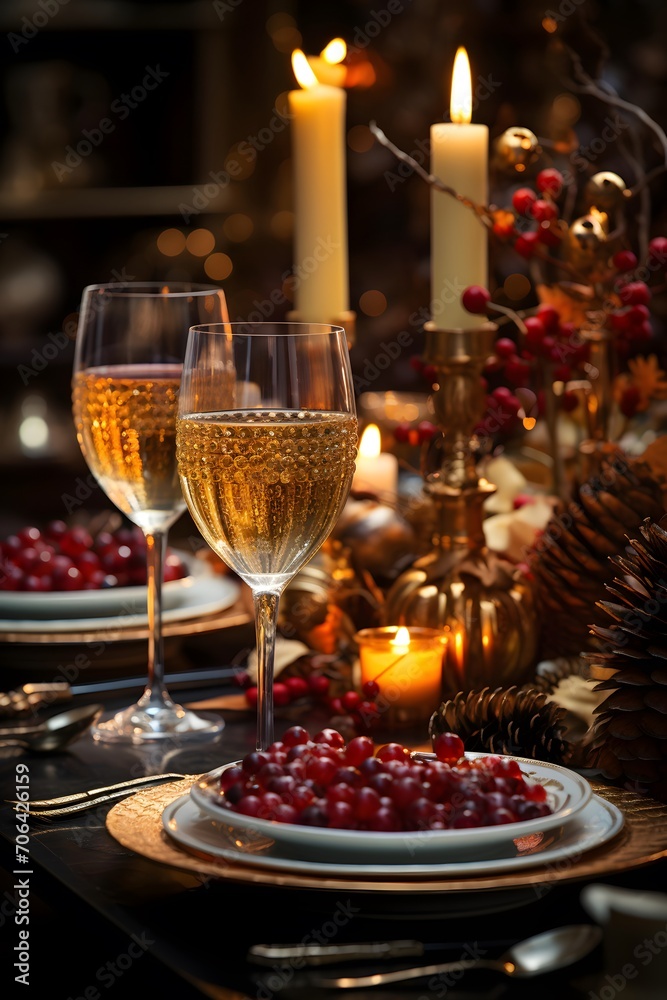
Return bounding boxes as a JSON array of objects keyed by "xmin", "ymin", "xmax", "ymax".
[
  {"xmin": 288, "ymin": 50, "xmax": 349, "ymax": 322},
  {"xmin": 430, "ymin": 47, "xmax": 488, "ymax": 330}
]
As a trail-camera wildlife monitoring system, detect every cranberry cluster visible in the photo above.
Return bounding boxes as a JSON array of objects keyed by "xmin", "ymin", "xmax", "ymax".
[
  {"xmin": 242, "ymin": 670, "xmax": 381, "ymax": 735},
  {"xmin": 0, "ymin": 521, "xmax": 187, "ymax": 592},
  {"xmin": 217, "ymin": 726, "xmax": 553, "ymax": 832}
]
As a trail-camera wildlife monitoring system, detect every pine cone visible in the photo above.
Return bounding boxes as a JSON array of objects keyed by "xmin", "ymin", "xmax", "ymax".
[
  {"xmin": 428, "ymin": 686, "xmax": 573, "ymax": 765},
  {"xmin": 529, "ymin": 452, "xmax": 665, "ymax": 660},
  {"xmin": 581, "ymin": 516, "xmax": 667, "ymax": 802}
]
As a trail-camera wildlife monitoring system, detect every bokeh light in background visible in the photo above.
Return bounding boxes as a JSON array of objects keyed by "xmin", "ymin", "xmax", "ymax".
[
  {"xmin": 204, "ymin": 253, "xmax": 233, "ymax": 280},
  {"xmin": 157, "ymin": 229, "xmax": 186, "ymax": 257},
  {"xmin": 186, "ymin": 229, "xmax": 216, "ymax": 257}
]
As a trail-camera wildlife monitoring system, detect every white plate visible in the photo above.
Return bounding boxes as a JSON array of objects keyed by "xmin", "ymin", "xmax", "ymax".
[
  {"xmin": 189, "ymin": 754, "xmax": 594, "ymax": 865},
  {"xmin": 0, "ymin": 549, "xmax": 203, "ymax": 621},
  {"xmin": 164, "ymin": 792, "xmax": 623, "ymax": 877},
  {"xmin": 0, "ymin": 563, "xmax": 240, "ymax": 633}
]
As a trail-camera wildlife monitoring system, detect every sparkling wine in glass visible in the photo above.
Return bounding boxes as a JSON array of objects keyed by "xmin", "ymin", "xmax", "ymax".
[
  {"xmin": 176, "ymin": 322, "xmax": 357, "ymax": 750},
  {"xmin": 72, "ymin": 282, "xmax": 229, "ymax": 742}
]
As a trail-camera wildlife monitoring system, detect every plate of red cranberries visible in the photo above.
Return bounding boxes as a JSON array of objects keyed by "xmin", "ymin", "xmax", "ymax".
[
  {"xmin": 189, "ymin": 727, "xmax": 593, "ymax": 862},
  {"xmin": 0, "ymin": 520, "xmax": 193, "ymax": 619}
]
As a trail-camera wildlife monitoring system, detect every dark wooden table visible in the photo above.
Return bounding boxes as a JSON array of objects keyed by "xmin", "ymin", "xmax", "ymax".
[{"xmin": 0, "ymin": 670, "xmax": 665, "ymax": 1000}]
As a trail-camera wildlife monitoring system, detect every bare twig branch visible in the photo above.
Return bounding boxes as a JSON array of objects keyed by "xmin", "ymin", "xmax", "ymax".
[{"xmin": 369, "ymin": 120, "xmax": 492, "ymax": 227}]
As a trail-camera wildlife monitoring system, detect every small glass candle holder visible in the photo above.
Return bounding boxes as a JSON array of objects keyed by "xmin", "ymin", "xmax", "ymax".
[{"xmin": 356, "ymin": 625, "xmax": 447, "ymax": 731}]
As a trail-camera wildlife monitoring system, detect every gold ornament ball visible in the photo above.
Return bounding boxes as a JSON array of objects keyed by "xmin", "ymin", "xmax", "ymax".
[
  {"xmin": 492, "ymin": 127, "xmax": 541, "ymax": 173},
  {"xmin": 566, "ymin": 214, "xmax": 607, "ymax": 269},
  {"xmin": 584, "ymin": 171, "xmax": 627, "ymax": 212}
]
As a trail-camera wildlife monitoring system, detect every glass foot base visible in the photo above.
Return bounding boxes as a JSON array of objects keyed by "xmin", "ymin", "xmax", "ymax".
[{"xmin": 91, "ymin": 703, "xmax": 225, "ymax": 744}]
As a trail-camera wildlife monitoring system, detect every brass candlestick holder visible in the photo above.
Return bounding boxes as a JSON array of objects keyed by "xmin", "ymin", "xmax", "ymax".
[{"xmin": 383, "ymin": 321, "xmax": 538, "ymax": 697}]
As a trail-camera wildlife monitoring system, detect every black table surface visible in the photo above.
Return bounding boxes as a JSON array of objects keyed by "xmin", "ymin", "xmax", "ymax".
[{"xmin": 0, "ymin": 671, "xmax": 665, "ymax": 1000}]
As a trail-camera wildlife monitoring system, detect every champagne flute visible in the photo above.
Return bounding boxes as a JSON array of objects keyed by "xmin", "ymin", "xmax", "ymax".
[
  {"xmin": 176, "ymin": 322, "xmax": 357, "ymax": 750},
  {"xmin": 72, "ymin": 282, "xmax": 228, "ymax": 742}
]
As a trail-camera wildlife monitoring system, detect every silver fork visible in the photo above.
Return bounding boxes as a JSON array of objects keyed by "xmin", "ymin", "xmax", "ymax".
[{"xmin": 5, "ymin": 772, "xmax": 198, "ymax": 818}]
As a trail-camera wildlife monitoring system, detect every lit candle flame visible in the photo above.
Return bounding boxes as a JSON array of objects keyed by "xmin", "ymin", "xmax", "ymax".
[
  {"xmin": 391, "ymin": 626, "xmax": 411, "ymax": 649},
  {"xmin": 321, "ymin": 38, "xmax": 346, "ymax": 64},
  {"xmin": 292, "ymin": 49, "xmax": 318, "ymax": 89},
  {"xmin": 358, "ymin": 423, "xmax": 381, "ymax": 459},
  {"xmin": 450, "ymin": 47, "xmax": 472, "ymax": 124}
]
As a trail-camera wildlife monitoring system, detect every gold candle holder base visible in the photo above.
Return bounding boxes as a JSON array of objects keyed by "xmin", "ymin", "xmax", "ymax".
[
  {"xmin": 286, "ymin": 310, "xmax": 356, "ymax": 349},
  {"xmin": 383, "ymin": 321, "xmax": 538, "ymax": 696}
]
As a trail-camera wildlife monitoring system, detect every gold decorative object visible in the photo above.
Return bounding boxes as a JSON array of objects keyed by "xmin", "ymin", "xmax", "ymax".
[
  {"xmin": 491, "ymin": 126, "xmax": 541, "ymax": 173},
  {"xmin": 584, "ymin": 170, "xmax": 628, "ymax": 212},
  {"xmin": 565, "ymin": 213, "xmax": 608, "ymax": 274},
  {"xmin": 582, "ymin": 517, "xmax": 667, "ymax": 802},
  {"xmin": 383, "ymin": 322, "xmax": 538, "ymax": 697},
  {"xmin": 579, "ymin": 324, "xmax": 618, "ymax": 481}
]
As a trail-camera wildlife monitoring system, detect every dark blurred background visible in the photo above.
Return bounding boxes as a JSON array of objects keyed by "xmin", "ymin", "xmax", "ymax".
[{"xmin": 1, "ymin": 0, "xmax": 666, "ymax": 532}]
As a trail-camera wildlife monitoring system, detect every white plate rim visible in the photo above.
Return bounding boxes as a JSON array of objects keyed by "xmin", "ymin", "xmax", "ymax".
[
  {"xmin": 164, "ymin": 792, "xmax": 624, "ymax": 878},
  {"xmin": 0, "ymin": 559, "xmax": 240, "ymax": 632},
  {"xmin": 189, "ymin": 754, "xmax": 594, "ymax": 861},
  {"xmin": 0, "ymin": 548, "xmax": 202, "ymax": 620}
]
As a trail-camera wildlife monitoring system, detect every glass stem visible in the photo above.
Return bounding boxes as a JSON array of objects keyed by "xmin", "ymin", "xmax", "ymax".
[
  {"xmin": 253, "ymin": 589, "xmax": 281, "ymax": 751},
  {"xmin": 141, "ymin": 529, "xmax": 172, "ymax": 708}
]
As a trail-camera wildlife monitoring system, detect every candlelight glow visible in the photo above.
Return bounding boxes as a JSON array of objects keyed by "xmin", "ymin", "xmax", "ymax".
[
  {"xmin": 322, "ymin": 38, "xmax": 346, "ymax": 64},
  {"xmin": 450, "ymin": 47, "xmax": 472, "ymax": 124},
  {"xmin": 358, "ymin": 423, "xmax": 381, "ymax": 459},
  {"xmin": 292, "ymin": 49, "xmax": 318, "ymax": 89},
  {"xmin": 391, "ymin": 627, "xmax": 411, "ymax": 648}
]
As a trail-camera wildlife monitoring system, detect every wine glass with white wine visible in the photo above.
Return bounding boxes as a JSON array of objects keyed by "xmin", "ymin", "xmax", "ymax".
[
  {"xmin": 176, "ymin": 322, "xmax": 357, "ymax": 750},
  {"xmin": 72, "ymin": 282, "xmax": 229, "ymax": 743}
]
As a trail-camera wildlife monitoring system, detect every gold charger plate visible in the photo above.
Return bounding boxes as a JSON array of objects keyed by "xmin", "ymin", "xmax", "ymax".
[{"xmin": 106, "ymin": 779, "xmax": 667, "ymax": 894}]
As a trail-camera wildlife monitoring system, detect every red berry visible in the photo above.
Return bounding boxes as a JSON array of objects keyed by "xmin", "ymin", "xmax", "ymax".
[
  {"xmin": 341, "ymin": 690, "xmax": 361, "ymax": 712},
  {"xmin": 272, "ymin": 682, "xmax": 290, "ymax": 707},
  {"xmin": 312, "ymin": 728, "xmax": 346, "ymax": 749},
  {"xmin": 417, "ymin": 420, "xmax": 438, "ymax": 444},
  {"xmin": 648, "ymin": 237, "xmax": 667, "ymax": 265},
  {"xmin": 345, "ymin": 735, "xmax": 375, "ymax": 766},
  {"xmin": 59, "ymin": 526, "xmax": 94, "ymax": 558},
  {"xmin": 461, "ymin": 285, "xmax": 491, "ymax": 314},
  {"xmin": 531, "ymin": 199, "xmax": 558, "ymax": 223},
  {"xmin": 376, "ymin": 742, "xmax": 409, "ymax": 762},
  {"xmin": 536, "ymin": 168, "xmax": 563, "ymax": 197},
  {"xmin": 613, "ymin": 250, "xmax": 638, "ymax": 272},
  {"xmin": 495, "ymin": 337, "xmax": 516, "ymax": 359},
  {"xmin": 393, "ymin": 422, "xmax": 411, "ymax": 444},
  {"xmin": 244, "ymin": 686, "xmax": 258, "ymax": 708},
  {"xmin": 433, "ymin": 731, "xmax": 465, "ymax": 763},
  {"xmin": 514, "ymin": 231, "xmax": 539, "ymax": 258},
  {"xmin": 619, "ymin": 281, "xmax": 651, "ymax": 305},
  {"xmin": 281, "ymin": 725, "xmax": 311, "ymax": 747},
  {"xmin": 18, "ymin": 527, "xmax": 42, "ymax": 547},
  {"xmin": 283, "ymin": 677, "xmax": 309, "ymax": 701},
  {"xmin": 504, "ymin": 357, "xmax": 532, "ymax": 386},
  {"xmin": 361, "ymin": 679, "xmax": 380, "ymax": 700},
  {"xmin": 524, "ymin": 315, "xmax": 547, "ymax": 351},
  {"xmin": 512, "ymin": 187, "xmax": 537, "ymax": 215},
  {"xmin": 307, "ymin": 673, "xmax": 330, "ymax": 699}
]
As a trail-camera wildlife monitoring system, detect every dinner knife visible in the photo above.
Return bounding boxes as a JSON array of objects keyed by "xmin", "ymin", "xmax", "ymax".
[{"xmin": 247, "ymin": 941, "xmax": 429, "ymax": 966}]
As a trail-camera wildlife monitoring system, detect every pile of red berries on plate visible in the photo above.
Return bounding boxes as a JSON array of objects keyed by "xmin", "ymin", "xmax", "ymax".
[
  {"xmin": 217, "ymin": 726, "xmax": 553, "ymax": 832},
  {"xmin": 0, "ymin": 521, "xmax": 188, "ymax": 592}
]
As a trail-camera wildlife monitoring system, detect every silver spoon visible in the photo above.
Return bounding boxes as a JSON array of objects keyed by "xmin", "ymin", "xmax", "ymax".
[
  {"xmin": 0, "ymin": 704, "xmax": 103, "ymax": 753},
  {"xmin": 315, "ymin": 924, "xmax": 603, "ymax": 989}
]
